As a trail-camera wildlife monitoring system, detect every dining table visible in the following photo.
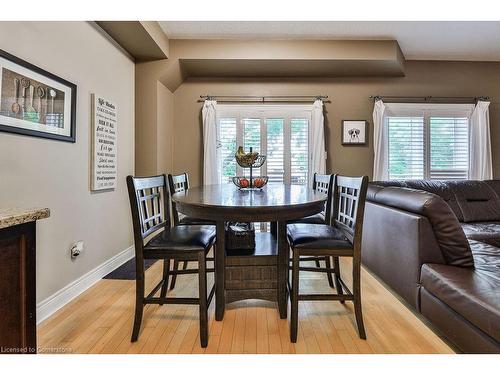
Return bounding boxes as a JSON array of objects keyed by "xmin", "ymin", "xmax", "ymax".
[{"xmin": 171, "ymin": 182, "xmax": 327, "ymax": 321}]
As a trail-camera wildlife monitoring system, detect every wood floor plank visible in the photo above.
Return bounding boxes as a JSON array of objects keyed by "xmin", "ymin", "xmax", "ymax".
[
  {"xmin": 230, "ymin": 301, "xmax": 247, "ymax": 354},
  {"xmin": 243, "ymin": 303, "xmax": 258, "ymax": 353},
  {"xmin": 216, "ymin": 305, "xmax": 236, "ymax": 353},
  {"xmin": 255, "ymin": 302, "xmax": 270, "ymax": 354}
]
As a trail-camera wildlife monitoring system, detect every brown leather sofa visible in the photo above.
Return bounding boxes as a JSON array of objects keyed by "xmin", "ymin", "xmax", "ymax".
[{"xmin": 362, "ymin": 180, "xmax": 500, "ymax": 353}]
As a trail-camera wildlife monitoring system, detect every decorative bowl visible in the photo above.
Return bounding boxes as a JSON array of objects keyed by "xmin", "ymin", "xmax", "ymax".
[{"xmin": 232, "ymin": 176, "xmax": 269, "ymax": 190}]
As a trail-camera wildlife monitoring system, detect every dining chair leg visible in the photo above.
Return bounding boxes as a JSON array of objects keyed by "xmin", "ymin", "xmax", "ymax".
[
  {"xmin": 325, "ymin": 256, "xmax": 334, "ymax": 288},
  {"xmin": 159, "ymin": 259, "xmax": 171, "ymax": 304},
  {"xmin": 131, "ymin": 260, "xmax": 145, "ymax": 342},
  {"xmin": 198, "ymin": 251, "xmax": 209, "ymax": 348},
  {"xmin": 290, "ymin": 249, "xmax": 300, "ymax": 343},
  {"xmin": 169, "ymin": 259, "xmax": 180, "ymax": 290},
  {"xmin": 333, "ymin": 256, "xmax": 345, "ymax": 303},
  {"xmin": 352, "ymin": 256, "xmax": 366, "ymax": 339}
]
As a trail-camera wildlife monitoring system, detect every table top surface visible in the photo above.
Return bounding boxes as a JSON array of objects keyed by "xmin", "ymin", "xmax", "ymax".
[{"xmin": 171, "ymin": 183, "xmax": 326, "ymax": 209}]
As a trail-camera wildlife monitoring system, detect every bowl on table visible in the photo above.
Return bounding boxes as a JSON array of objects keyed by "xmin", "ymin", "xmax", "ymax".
[{"xmin": 232, "ymin": 176, "xmax": 268, "ymax": 190}]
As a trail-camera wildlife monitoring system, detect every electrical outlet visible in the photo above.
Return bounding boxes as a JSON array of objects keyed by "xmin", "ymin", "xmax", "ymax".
[{"xmin": 70, "ymin": 241, "xmax": 84, "ymax": 259}]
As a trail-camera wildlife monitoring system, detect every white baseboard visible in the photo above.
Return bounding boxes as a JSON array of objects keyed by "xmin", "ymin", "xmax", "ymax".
[{"xmin": 36, "ymin": 245, "xmax": 135, "ymax": 324}]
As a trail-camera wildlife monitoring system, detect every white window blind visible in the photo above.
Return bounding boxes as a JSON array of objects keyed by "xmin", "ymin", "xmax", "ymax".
[
  {"xmin": 290, "ymin": 118, "xmax": 309, "ymax": 184},
  {"xmin": 385, "ymin": 103, "xmax": 473, "ymax": 181},
  {"xmin": 266, "ymin": 119, "xmax": 285, "ymax": 182},
  {"xmin": 218, "ymin": 118, "xmax": 237, "ymax": 183},
  {"xmin": 388, "ymin": 117, "xmax": 425, "ymax": 180},
  {"xmin": 429, "ymin": 117, "xmax": 469, "ymax": 180}
]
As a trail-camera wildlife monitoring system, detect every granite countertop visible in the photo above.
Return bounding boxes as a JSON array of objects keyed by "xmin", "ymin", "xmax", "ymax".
[{"xmin": 0, "ymin": 208, "xmax": 50, "ymax": 229}]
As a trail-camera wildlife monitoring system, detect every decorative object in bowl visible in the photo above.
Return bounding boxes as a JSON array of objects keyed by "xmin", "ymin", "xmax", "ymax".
[
  {"xmin": 232, "ymin": 176, "xmax": 269, "ymax": 190},
  {"xmin": 235, "ymin": 146, "xmax": 266, "ymax": 168}
]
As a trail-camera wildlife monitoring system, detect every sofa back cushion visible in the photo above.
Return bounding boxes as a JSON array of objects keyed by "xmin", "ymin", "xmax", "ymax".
[
  {"xmin": 447, "ymin": 181, "xmax": 500, "ymax": 223},
  {"xmin": 368, "ymin": 185, "xmax": 474, "ymax": 267},
  {"xmin": 404, "ymin": 180, "xmax": 465, "ymax": 221},
  {"xmin": 372, "ymin": 180, "xmax": 464, "ymax": 221}
]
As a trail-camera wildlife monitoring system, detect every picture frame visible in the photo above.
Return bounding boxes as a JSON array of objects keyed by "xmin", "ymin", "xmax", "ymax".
[
  {"xmin": 0, "ymin": 49, "xmax": 76, "ymax": 142},
  {"xmin": 342, "ymin": 120, "xmax": 368, "ymax": 146},
  {"xmin": 91, "ymin": 94, "xmax": 118, "ymax": 191}
]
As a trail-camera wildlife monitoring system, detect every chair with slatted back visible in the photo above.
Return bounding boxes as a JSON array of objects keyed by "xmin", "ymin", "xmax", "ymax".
[
  {"xmin": 167, "ymin": 172, "xmax": 215, "ymax": 290},
  {"xmin": 127, "ymin": 174, "xmax": 216, "ymax": 347},
  {"xmin": 286, "ymin": 174, "xmax": 369, "ymax": 342},
  {"xmin": 288, "ymin": 173, "xmax": 339, "ymax": 289}
]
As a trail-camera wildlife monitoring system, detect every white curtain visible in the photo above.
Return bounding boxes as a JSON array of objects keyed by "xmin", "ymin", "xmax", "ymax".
[
  {"xmin": 310, "ymin": 99, "xmax": 326, "ymax": 181},
  {"xmin": 372, "ymin": 99, "xmax": 388, "ymax": 181},
  {"xmin": 469, "ymin": 100, "xmax": 493, "ymax": 180},
  {"xmin": 202, "ymin": 100, "xmax": 218, "ymax": 185}
]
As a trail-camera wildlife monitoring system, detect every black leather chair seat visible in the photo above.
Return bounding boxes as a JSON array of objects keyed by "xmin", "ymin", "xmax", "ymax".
[
  {"xmin": 461, "ymin": 222, "xmax": 500, "ymax": 247},
  {"xmin": 144, "ymin": 225, "xmax": 216, "ymax": 258},
  {"xmin": 420, "ymin": 258, "xmax": 500, "ymax": 343},
  {"xmin": 179, "ymin": 214, "xmax": 215, "ymax": 226},
  {"xmin": 287, "ymin": 223, "xmax": 352, "ymax": 251},
  {"xmin": 288, "ymin": 212, "xmax": 326, "ymax": 225}
]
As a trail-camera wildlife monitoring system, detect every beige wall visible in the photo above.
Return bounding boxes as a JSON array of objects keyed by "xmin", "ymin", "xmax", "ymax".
[
  {"xmin": 156, "ymin": 81, "xmax": 174, "ymax": 174},
  {"xmin": 0, "ymin": 22, "xmax": 135, "ymax": 302},
  {"xmin": 171, "ymin": 61, "xmax": 500, "ymax": 186}
]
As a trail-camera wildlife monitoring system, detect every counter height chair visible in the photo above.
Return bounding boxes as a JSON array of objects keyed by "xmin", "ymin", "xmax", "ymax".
[
  {"xmin": 167, "ymin": 172, "xmax": 215, "ymax": 290},
  {"xmin": 127, "ymin": 174, "xmax": 216, "ymax": 347},
  {"xmin": 288, "ymin": 173, "xmax": 338, "ymax": 289},
  {"xmin": 286, "ymin": 175, "xmax": 369, "ymax": 342}
]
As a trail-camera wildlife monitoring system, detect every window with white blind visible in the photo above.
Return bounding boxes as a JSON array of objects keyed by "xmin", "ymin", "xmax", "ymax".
[
  {"xmin": 385, "ymin": 103, "xmax": 474, "ymax": 181},
  {"xmin": 216, "ymin": 105, "xmax": 312, "ymax": 185}
]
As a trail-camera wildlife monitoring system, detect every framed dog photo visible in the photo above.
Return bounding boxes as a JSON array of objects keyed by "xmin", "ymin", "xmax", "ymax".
[
  {"xmin": 342, "ymin": 120, "xmax": 368, "ymax": 146},
  {"xmin": 0, "ymin": 49, "xmax": 76, "ymax": 142}
]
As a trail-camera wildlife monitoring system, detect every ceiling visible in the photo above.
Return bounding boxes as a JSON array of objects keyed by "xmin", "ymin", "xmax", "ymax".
[{"xmin": 159, "ymin": 21, "xmax": 500, "ymax": 61}]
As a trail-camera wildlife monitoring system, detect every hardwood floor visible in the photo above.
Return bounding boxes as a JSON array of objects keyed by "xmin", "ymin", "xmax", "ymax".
[{"xmin": 37, "ymin": 258, "xmax": 454, "ymax": 354}]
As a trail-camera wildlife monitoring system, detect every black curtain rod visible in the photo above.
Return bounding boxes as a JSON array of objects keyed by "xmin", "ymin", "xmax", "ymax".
[
  {"xmin": 199, "ymin": 95, "xmax": 330, "ymax": 103},
  {"xmin": 369, "ymin": 95, "xmax": 490, "ymax": 104}
]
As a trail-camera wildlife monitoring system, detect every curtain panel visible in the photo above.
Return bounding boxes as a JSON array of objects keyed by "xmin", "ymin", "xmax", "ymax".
[
  {"xmin": 310, "ymin": 99, "xmax": 326, "ymax": 180},
  {"xmin": 372, "ymin": 99, "xmax": 388, "ymax": 181},
  {"xmin": 469, "ymin": 100, "xmax": 493, "ymax": 180},
  {"xmin": 202, "ymin": 100, "xmax": 219, "ymax": 185}
]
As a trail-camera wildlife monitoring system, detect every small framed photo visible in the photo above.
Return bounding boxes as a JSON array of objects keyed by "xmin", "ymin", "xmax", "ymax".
[
  {"xmin": 342, "ymin": 120, "xmax": 368, "ymax": 146},
  {"xmin": 0, "ymin": 49, "xmax": 76, "ymax": 142}
]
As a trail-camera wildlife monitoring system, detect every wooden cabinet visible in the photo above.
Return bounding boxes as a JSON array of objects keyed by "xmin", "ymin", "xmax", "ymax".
[{"xmin": 0, "ymin": 222, "xmax": 37, "ymax": 354}]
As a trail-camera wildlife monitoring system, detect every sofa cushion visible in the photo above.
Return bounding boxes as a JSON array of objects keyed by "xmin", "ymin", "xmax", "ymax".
[
  {"xmin": 469, "ymin": 239, "xmax": 500, "ymax": 274},
  {"xmin": 367, "ymin": 186, "xmax": 474, "ymax": 267},
  {"xmin": 485, "ymin": 180, "xmax": 500, "ymax": 198},
  {"xmin": 461, "ymin": 222, "xmax": 500, "ymax": 247},
  {"xmin": 420, "ymin": 244, "xmax": 500, "ymax": 342},
  {"xmin": 448, "ymin": 180, "xmax": 500, "ymax": 223}
]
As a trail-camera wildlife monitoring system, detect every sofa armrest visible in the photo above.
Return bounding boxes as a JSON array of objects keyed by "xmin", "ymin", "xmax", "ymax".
[{"xmin": 362, "ymin": 201, "xmax": 445, "ymax": 309}]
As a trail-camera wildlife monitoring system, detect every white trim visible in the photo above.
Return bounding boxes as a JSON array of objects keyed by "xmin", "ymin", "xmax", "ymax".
[{"xmin": 36, "ymin": 245, "xmax": 134, "ymax": 324}]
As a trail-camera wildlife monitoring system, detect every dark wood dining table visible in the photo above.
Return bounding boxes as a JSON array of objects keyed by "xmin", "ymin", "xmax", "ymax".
[{"xmin": 171, "ymin": 183, "xmax": 327, "ymax": 321}]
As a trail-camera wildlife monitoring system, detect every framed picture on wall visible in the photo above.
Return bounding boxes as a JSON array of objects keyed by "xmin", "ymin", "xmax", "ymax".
[
  {"xmin": 0, "ymin": 49, "xmax": 76, "ymax": 142},
  {"xmin": 342, "ymin": 120, "xmax": 368, "ymax": 146}
]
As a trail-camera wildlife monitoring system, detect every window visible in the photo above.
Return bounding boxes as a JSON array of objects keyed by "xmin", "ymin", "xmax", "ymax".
[
  {"xmin": 216, "ymin": 105, "xmax": 312, "ymax": 185},
  {"xmin": 385, "ymin": 103, "xmax": 474, "ymax": 180}
]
